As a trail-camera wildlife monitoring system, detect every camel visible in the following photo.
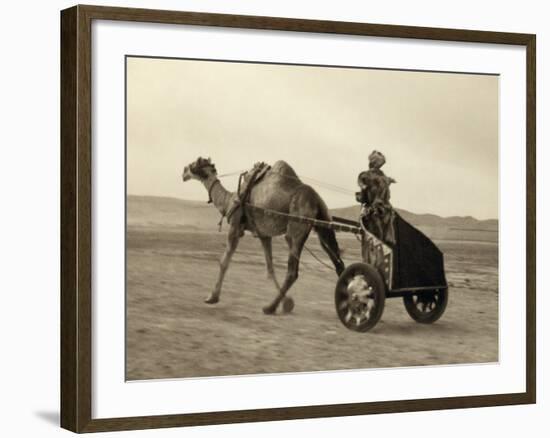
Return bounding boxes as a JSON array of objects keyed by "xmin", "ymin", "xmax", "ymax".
[{"xmin": 181, "ymin": 157, "xmax": 345, "ymax": 314}]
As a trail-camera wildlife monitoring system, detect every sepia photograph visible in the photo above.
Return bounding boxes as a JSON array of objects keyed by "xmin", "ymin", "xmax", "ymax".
[{"xmin": 125, "ymin": 56, "xmax": 499, "ymax": 381}]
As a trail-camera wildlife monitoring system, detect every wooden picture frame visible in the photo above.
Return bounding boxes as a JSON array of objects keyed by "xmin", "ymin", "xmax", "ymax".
[{"xmin": 61, "ymin": 4, "xmax": 536, "ymax": 433}]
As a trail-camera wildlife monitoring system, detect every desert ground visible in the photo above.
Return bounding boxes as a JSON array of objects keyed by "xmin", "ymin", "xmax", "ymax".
[{"xmin": 126, "ymin": 200, "xmax": 498, "ymax": 380}]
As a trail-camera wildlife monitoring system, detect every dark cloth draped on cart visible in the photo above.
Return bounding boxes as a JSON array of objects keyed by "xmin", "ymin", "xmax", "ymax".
[{"xmin": 391, "ymin": 213, "xmax": 447, "ymax": 290}]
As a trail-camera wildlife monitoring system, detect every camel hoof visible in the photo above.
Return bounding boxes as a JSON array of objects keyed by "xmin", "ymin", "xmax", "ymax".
[
  {"xmin": 262, "ymin": 305, "xmax": 277, "ymax": 315},
  {"xmin": 282, "ymin": 297, "xmax": 294, "ymax": 314},
  {"xmin": 204, "ymin": 295, "xmax": 219, "ymax": 304}
]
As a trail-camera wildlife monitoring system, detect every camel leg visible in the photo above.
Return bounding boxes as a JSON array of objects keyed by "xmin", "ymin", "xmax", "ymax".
[
  {"xmin": 263, "ymin": 223, "xmax": 310, "ymax": 314},
  {"xmin": 317, "ymin": 227, "xmax": 345, "ymax": 276},
  {"xmin": 205, "ymin": 223, "xmax": 242, "ymax": 304},
  {"xmin": 259, "ymin": 236, "xmax": 281, "ymax": 291}
]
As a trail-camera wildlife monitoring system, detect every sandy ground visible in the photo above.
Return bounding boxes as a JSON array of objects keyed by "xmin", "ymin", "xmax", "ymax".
[{"xmin": 126, "ymin": 226, "xmax": 498, "ymax": 380}]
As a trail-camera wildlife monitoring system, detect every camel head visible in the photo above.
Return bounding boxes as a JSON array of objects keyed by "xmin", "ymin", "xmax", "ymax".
[{"xmin": 182, "ymin": 157, "xmax": 217, "ymax": 182}]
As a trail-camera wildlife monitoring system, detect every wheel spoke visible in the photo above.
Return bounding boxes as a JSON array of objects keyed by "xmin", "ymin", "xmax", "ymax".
[
  {"xmin": 357, "ymin": 291, "xmax": 372, "ymax": 302},
  {"xmin": 368, "ymin": 298, "xmax": 376, "ymax": 311},
  {"xmin": 339, "ymin": 285, "xmax": 350, "ymax": 295},
  {"xmin": 345, "ymin": 309, "xmax": 353, "ymax": 323},
  {"xmin": 338, "ymin": 300, "xmax": 349, "ymax": 311}
]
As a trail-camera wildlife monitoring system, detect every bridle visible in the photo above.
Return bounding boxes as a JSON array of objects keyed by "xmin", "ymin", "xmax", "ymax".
[{"xmin": 188, "ymin": 160, "xmax": 219, "ymax": 204}]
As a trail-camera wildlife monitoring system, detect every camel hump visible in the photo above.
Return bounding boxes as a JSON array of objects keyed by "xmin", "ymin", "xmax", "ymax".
[{"xmin": 270, "ymin": 160, "xmax": 299, "ymax": 179}]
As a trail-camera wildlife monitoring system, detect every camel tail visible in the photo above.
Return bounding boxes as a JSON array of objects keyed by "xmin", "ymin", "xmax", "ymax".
[{"xmin": 314, "ymin": 195, "xmax": 345, "ymax": 276}]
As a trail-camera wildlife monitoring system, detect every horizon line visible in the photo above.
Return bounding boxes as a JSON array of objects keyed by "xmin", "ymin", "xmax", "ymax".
[{"xmin": 127, "ymin": 193, "xmax": 499, "ymax": 222}]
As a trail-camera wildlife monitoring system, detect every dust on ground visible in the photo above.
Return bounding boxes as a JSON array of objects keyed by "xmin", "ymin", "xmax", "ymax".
[{"xmin": 126, "ymin": 226, "xmax": 498, "ymax": 380}]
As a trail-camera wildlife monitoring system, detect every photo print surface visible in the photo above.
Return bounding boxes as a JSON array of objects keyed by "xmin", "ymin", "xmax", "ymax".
[{"xmin": 125, "ymin": 56, "xmax": 498, "ymax": 380}]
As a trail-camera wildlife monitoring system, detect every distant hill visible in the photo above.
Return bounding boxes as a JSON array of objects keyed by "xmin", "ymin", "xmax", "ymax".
[
  {"xmin": 330, "ymin": 205, "xmax": 497, "ymax": 242},
  {"xmin": 128, "ymin": 195, "xmax": 498, "ymax": 242},
  {"xmin": 127, "ymin": 195, "xmax": 222, "ymax": 230}
]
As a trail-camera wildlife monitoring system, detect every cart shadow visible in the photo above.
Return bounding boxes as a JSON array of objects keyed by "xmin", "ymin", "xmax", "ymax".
[{"xmin": 373, "ymin": 320, "xmax": 456, "ymax": 336}]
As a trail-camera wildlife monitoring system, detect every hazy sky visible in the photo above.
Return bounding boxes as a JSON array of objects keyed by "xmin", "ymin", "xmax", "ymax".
[{"xmin": 127, "ymin": 57, "xmax": 498, "ymax": 220}]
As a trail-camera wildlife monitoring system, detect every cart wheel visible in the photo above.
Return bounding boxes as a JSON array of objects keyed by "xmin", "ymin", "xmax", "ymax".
[
  {"xmin": 403, "ymin": 288, "xmax": 448, "ymax": 324},
  {"xmin": 335, "ymin": 263, "xmax": 386, "ymax": 332}
]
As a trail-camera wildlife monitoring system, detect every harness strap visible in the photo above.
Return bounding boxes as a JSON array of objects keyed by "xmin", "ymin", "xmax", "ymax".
[
  {"xmin": 207, "ymin": 179, "xmax": 221, "ymax": 204},
  {"xmin": 211, "ymin": 163, "xmax": 271, "ymax": 232}
]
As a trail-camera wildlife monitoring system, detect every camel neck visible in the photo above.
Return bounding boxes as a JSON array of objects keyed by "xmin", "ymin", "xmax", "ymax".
[{"xmin": 202, "ymin": 176, "xmax": 233, "ymax": 215}]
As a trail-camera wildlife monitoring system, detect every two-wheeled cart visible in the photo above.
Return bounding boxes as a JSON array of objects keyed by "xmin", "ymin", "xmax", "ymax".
[
  {"xmin": 246, "ymin": 205, "xmax": 448, "ymax": 332},
  {"xmin": 331, "ymin": 214, "xmax": 448, "ymax": 332}
]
